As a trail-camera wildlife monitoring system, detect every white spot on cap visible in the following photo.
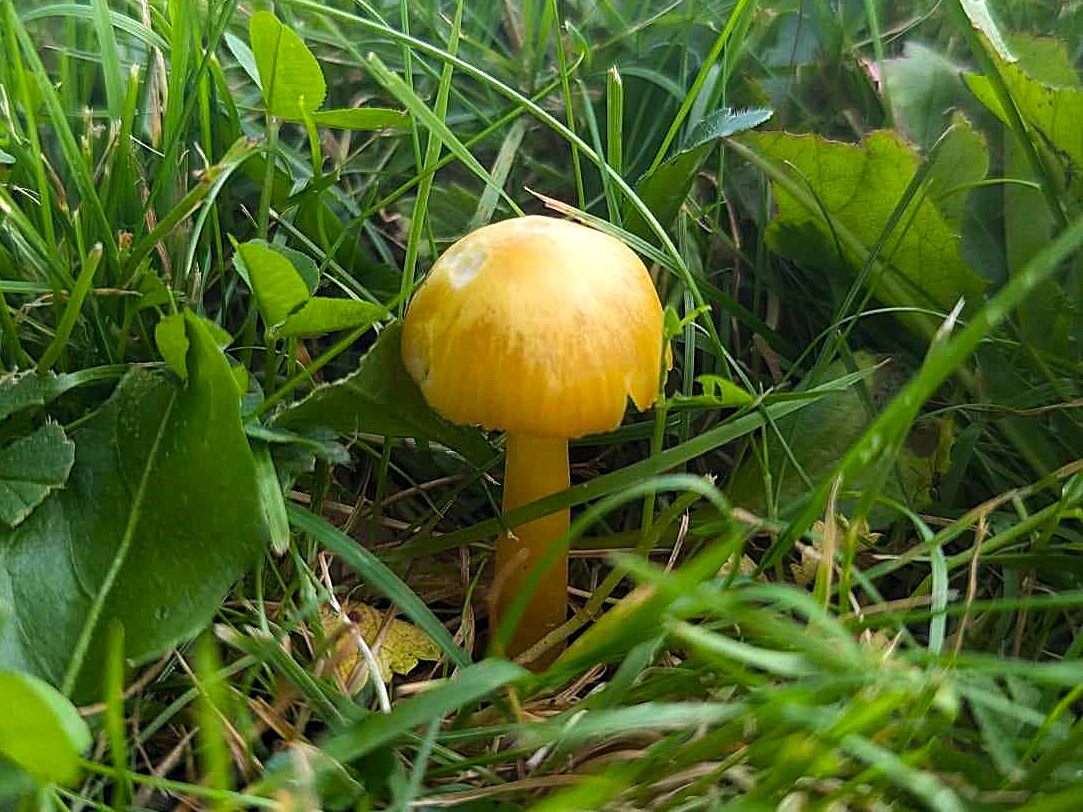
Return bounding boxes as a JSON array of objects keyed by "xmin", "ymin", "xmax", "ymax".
[{"xmin": 444, "ymin": 245, "xmax": 485, "ymax": 290}]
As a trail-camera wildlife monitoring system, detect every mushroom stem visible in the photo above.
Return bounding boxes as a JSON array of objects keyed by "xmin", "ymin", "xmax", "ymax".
[{"xmin": 495, "ymin": 432, "xmax": 569, "ymax": 665}]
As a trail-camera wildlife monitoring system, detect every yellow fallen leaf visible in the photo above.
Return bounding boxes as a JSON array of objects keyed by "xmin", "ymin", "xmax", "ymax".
[
  {"xmin": 790, "ymin": 541, "xmax": 822, "ymax": 587},
  {"xmin": 322, "ymin": 603, "xmax": 441, "ymax": 693},
  {"xmin": 718, "ymin": 553, "xmax": 766, "ymax": 581},
  {"xmin": 792, "ymin": 517, "xmax": 881, "ymax": 586}
]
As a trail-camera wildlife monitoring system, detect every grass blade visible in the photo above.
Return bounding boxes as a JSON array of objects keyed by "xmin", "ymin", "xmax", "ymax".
[{"xmin": 286, "ymin": 502, "xmax": 472, "ymax": 668}]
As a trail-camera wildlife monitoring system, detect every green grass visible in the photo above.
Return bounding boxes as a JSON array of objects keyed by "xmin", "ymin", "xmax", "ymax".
[{"xmin": 0, "ymin": 0, "xmax": 1082, "ymax": 809}]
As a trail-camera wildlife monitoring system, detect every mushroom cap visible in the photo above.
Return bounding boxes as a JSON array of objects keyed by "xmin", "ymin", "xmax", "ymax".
[{"xmin": 401, "ymin": 216, "xmax": 666, "ymax": 439}]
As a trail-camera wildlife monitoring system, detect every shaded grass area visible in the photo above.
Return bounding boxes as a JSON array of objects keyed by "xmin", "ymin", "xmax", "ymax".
[{"xmin": 0, "ymin": 0, "xmax": 1081, "ymax": 809}]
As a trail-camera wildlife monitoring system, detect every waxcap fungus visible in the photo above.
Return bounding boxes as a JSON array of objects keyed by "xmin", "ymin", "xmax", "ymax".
[{"xmin": 402, "ymin": 216, "xmax": 666, "ymax": 439}]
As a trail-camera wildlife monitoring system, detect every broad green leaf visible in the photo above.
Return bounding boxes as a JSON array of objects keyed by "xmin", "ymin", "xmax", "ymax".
[
  {"xmin": 233, "ymin": 239, "xmax": 319, "ymax": 295},
  {"xmin": 0, "ymin": 313, "xmax": 269, "ymax": 698},
  {"xmin": 273, "ymin": 298, "xmax": 387, "ymax": 339},
  {"xmin": 249, "ymin": 11, "xmax": 326, "ymax": 120},
  {"xmin": 156, "ymin": 313, "xmax": 234, "ymax": 379},
  {"xmin": 0, "ymin": 670, "xmax": 91, "ymax": 786},
  {"xmin": 882, "ymin": 43, "xmax": 969, "ymax": 150},
  {"xmin": 234, "ymin": 240, "xmax": 310, "ymax": 327},
  {"xmin": 964, "ymin": 37, "xmax": 1082, "ymax": 355},
  {"xmin": 624, "ymin": 108, "xmax": 772, "ymax": 239},
  {"xmin": 0, "ymin": 148, "xmax": 14, "ymax": 165},
  {"xmin": 924, "ymin": 115, "xmax": 989, "ymax": 230},
  {"xmin": 957, "ymin": 0, "xmax": 1013, "ymax": 61},
  {"xmin": 273, "ymin": 323, "xmax": 494, "ymax": 467},
  {"xmin": 727, "ymin": 355, "xmax": 951, "ymax": 526},
  {"xmin": 136, "ymin": 272, "xmax": 171, "ymax": 310},
  {"xmin": 155, "ymin": 312, "xmax": 188, "ymax": 378},
  {"xmin": 223, "ymin": 31, "xmax": 259, "ymax": 88},
  {"xmin": 0, "ymin": 370, "xmax": 66, "ymax": 422},
  {"xmin": 267, "ymin": 241, "xmax": 320, "ymax": 294},
  {"xmin": 1008, "ymin": 35, "xmax": 1080, "ymax": 86},
  {"xmin": 965, "ymin": 51, "xmax": 1083, "ymax": 172},
  {"xmin": 744, "ymin": 130, "xmax": 985, "ymax": 319},
  {"xmin": 310, "ymin": 108, "xmax": 409, "ymax": 130},
  {"xmin": 0, "ymin": 423, "xmax": 74, "ymax": 528},
  {"xmin": 202, "ymin": 319, "xmax": 234, "ymax": 348}
]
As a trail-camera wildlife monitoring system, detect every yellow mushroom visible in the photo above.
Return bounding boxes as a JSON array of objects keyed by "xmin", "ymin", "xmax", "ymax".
[{"xmin": 401, "ymin": 216, "xmax": 666, "ymax": 663}]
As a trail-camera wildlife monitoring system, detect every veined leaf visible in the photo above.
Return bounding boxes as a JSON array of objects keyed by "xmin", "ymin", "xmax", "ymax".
[
  {"xmin": 965, "ymin": 43, "xmax": 1083, "ymax": 174},
  {"xmin": 322, "ymin": 602, "xmax": 441, "ymax": 691},
  {"xmin": 0, "ymin": 313, "xmax": 268, "ymax": 698},
  {"xmin": 743, "ymin": 130, "xmax": 986, "ymax": 327}
]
